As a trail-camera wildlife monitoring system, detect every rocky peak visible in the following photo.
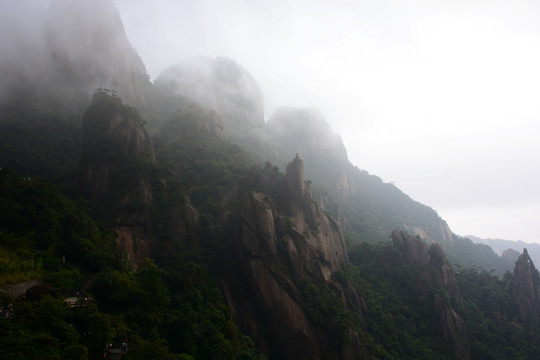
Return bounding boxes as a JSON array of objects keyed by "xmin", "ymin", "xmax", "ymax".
[
  {"xmin": 154, "ymin": 56, "xmax": 264, "ymax": 136},
  {"xmin": 391, "ymin": 231, "xmax": 470, "ymax": 359},
  {"xmin": 392, "ymin": 230, "xmax": 430, "ymax": 264},
  {"xmin": 513, "ymin": 248, "xmax": 540, "ymax": 326},
  {"xmin": 285, "ymin": 154, "xmax": 307, "ymax": 200},
  {"xmin": 79, "ymin": 90, "xmax": 155, "ymax": 267},
  {"xmin": 266, "ymin": 106, "xmax": 348, "ymax": 163},
  {"xmin": 220, "ymin": 157, "xmax": 357, "ymax": 359},
  {"xmin": 81, "ymin": 90, "xmax": 155, "ymax": 166},
  {"xmin": 45, "ymin": 0, "xmax": 150, "ymax": 105},
  {"xmin": 502, "ymin": 248, "xmax": 520, "ymax": 263}
]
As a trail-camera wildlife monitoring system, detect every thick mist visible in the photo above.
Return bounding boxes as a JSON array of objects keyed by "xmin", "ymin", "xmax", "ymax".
[
  {"xmin": 0, "ymin": 0, "xmax": 149, "ymax": 108},
  {"xmin": 3, "ymin": 0, "xmax": 540, "ymax": 243},
  {"xmin": 115, "ymin": 0, "xmax": 540, "ymax": 243}
]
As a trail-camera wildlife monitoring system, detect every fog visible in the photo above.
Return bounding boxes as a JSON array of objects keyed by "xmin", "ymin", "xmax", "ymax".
[
  {"xmin": 115, "ymin": 0, "xmax": 540, "ymax": 243},
  {"xmin": 0, "ymin": 0, "xmax": 148, "ymax": 107},
  {"xmin": 3, "ymin": 0, "xmax": 540, "ymax": 243}
]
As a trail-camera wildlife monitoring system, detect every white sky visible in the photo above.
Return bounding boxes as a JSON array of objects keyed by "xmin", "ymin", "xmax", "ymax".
[{"xmin": 113, "ymin": 0, "xmax": 540, "ymax": 243}]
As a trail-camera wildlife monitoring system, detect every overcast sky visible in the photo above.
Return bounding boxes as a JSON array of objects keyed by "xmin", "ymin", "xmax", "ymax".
[{"xmin": 74, "ymin": 1, "xmax": 536, "ymax": 242}]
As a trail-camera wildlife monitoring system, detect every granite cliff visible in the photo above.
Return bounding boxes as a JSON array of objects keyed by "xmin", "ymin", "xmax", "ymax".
[
  {"xmin": 78, "ymin": 90, "xmax": 156, "ymax": 266},
  {"xmin": 220, "ymin": 156, "xmax": 368, "ymax": 359},
  {"xmin": 513, "ymin": 249, "xmax": 540, "ymax": 329},
  {"xmin": 391, "ymin": 230, "xmax": 470, "ymax": 359}
]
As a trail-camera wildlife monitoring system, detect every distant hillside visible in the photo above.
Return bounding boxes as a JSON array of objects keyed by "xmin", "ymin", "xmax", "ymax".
[{"xmin": 466, "ymin": 235, "xmax": 540, "ymax": 267}]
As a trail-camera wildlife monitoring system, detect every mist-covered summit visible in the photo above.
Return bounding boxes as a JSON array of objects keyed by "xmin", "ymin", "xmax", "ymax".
[
  {"xmin": 0, "ymin": 0, "xmax": 149, "ymax": 108},
  {"xmin": 154, "ymin": 56, "xmax": 265, "ymax": 137},
  {"xmin": 266, "ymin": 106, "xmax": 349, "ymax": 163}
]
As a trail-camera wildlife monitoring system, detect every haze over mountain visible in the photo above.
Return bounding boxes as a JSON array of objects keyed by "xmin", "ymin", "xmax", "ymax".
[
  {"xmin": 2, "ymin": 1, "xmax": 540, "ymax": 359},
  {"xmin": 467, "ymin": 235, "xmax": 540, "ymax": 267},
  {"xmin": 114, "ymin": 0, "xmax": 540, "ymax": 244}
]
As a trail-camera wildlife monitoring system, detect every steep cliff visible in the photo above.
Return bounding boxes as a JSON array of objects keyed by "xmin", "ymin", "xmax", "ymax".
[
  {"xmin": 391, "ymin": 231, "xmax": 470, "ymax": 359},
  {"xmin": 513, "ymin": 249, "xmax": 540, "ymax": 328},
  {"xmin": 79, "ymin": 90, "xmax": 156, "ymax": 266},
  {"xmin": 221, "ymin": 156, "xmax": 368, "ymax": 359},
  {"xmin": 260, "ymin": 105, "xmax": 514, "ymax": 275}
]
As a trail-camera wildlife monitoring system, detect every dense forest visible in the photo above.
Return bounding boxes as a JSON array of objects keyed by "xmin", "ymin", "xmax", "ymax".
[{"xmin": 1, "ymin": 1, "xmax": 540, "ymax": 359}]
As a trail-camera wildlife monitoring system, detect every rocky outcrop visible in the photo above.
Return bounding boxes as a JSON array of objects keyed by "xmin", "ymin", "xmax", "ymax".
[
  {"xmin": 222, "ymin": 156, "xmax": 366, "ymax": 359},
  {"xmin": 513, "ymin": 249, "xmax": 540, "ymax": 327},
  {"xmin": 0, "ymin": 280, "xmax": 43, "ymax": 299},
  {"xmin": 155, "ymin": 56, "xmax": 264, "ymax": 136},
  {"xmin": 79, "ymin": 90, "xmax": 156, "ymax": 267},
  {"xmin": 391, "ymin": 231, "xmax": 470, "ymax": 359},
  {"xmin": 502, "ymin": 248, "xmax": 520, "ymax": 263},
  {"xmin": 157, "ymin": 100, "xmax": 224, "ymax": 143},
  {"xmin": 264, "ymin": 106, "xmax": 353, "ymax": 210}
]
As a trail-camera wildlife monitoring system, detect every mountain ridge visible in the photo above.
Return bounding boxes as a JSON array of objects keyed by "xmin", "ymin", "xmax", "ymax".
[{"xmin": 1, "ymin": 1, "xmax": 538, "ymax": 359}]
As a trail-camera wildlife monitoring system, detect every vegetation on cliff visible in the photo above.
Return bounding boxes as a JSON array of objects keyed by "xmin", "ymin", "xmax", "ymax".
[{"xmin": 0, "ymin": 167, "xmax": 264, "ymax": 360}]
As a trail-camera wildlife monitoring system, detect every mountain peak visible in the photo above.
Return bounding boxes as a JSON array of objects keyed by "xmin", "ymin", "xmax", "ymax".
[
  {"xmin": 267, "ymin": 106, "xmax": 348, "ymax": 162},
  {"xmin": 0, "ymin": 0, "xmax": 150, "ymax": 108},
  {"xmin": 155, "ymin": 56, "xmax": 265, "ymax": 136}
]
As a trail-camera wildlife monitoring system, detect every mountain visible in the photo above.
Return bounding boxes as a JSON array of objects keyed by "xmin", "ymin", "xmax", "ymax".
[
  {"xmin": 1, "ymin": 1, "xmax": 540, "ymax": 359},
  {"xmin": 0, "ymin": 0, "xmax": 149, "ymax": 109},
  {"xmin": 153, "ymin": 56, "xmax": 265, "ymax": 137},
  {"xmin": 0, "ymin": 0, "xmax": 150, "ymax": 186},
  {"xmin": 467, "ymin": 235, "xmax": 540, "ymax": 267}
]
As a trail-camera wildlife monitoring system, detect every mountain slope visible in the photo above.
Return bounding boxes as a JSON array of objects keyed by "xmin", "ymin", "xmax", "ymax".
[{"xmin": 467, "ymin": 235, "xmax": 540, "ymax": 266}]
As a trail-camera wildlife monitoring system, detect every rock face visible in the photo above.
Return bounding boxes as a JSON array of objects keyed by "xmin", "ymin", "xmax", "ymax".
[
  {"xmin": 264, "ymin": 106, "xmax": 351, "ymax": 207},
  {"xmin": 513, "ymin": 249, "xmax": 540, "ymax": 327},
  {"xmin": 79, "ymin": 90, "xmax": 156, "ymax": 267},
  {"xmin": 157, "ymin": 100, "xmax": 224, "ymax": 143},
  {"xmin": 222, "ymin": 156, "xmax": 366, "ymax": 359},
  {"xmin": 266, "ymin": 107, "xmax": 348, "ymax": 164},
  {"xmin": 391, "ymin": 230, "xmax": 470, "ymax": 360},
  {"xmin": 45, "ymin": 0, "xmax": 150, "ymax": 105},
  {"xmin": 502, "ymin": 248, "xmax": 520, "ymax": 263},
  {"xmin": 155, "ymin": 56, "xmax": 264, "ymax": 136}
]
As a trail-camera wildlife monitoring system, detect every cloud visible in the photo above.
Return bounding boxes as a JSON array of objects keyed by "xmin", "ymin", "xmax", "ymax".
[{"xmin": 113, "ymin": 0, "xmax": 540, "ymax": 242}]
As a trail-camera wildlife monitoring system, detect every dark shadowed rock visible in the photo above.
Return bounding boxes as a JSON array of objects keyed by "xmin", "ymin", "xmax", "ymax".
[
  {"xmin": 79, "ymin": 90, "xmax": 155, "ymax": 267},
  {"xmin": 391, "ymin": 230, "xmax": 470, "ymax": 359},
  {"xmin": 513, "ymin": 248, "xmax": 540, "ymax": 327},
  {"xmin": 24, "ymin": 284, "xmax": 56, "ymax": 301},
  {"xmin": 392, "ymin": 230, "xmax": 430, "ymax": 264},
  {"xmin": 221, "ymin": 155, "xmax": 367, "ymax": 359}
]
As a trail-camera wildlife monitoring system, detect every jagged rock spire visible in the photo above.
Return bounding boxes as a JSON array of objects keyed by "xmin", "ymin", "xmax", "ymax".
[{"xmin": 513, "ymin": 248, "xmax": 540, "ymax": 326}]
